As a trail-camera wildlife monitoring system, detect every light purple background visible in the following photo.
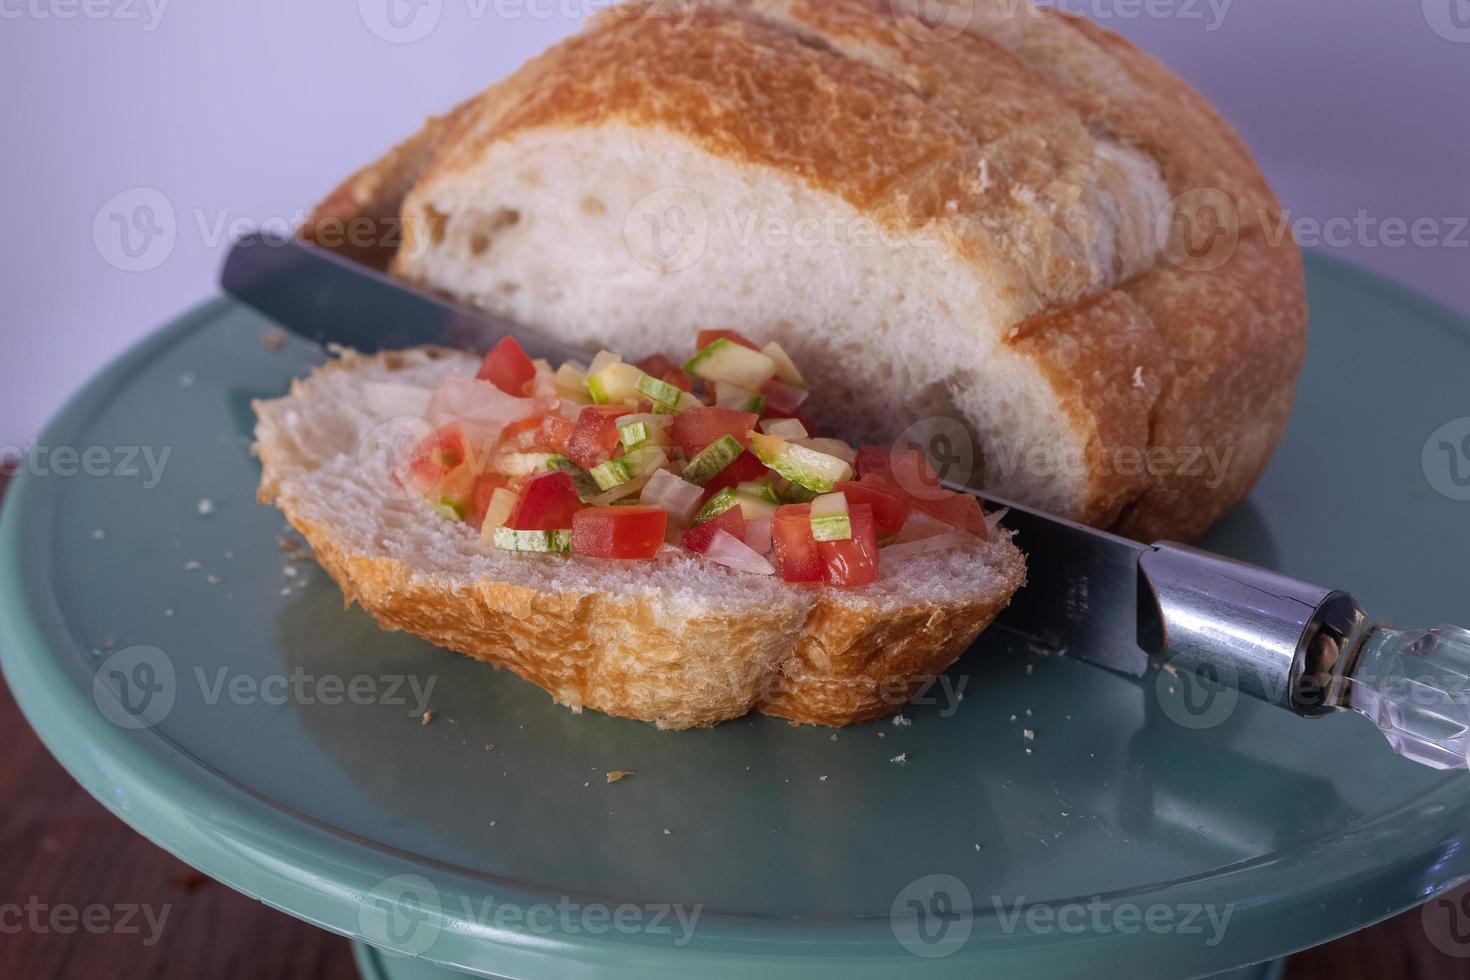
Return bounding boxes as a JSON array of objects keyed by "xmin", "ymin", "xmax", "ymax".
[{"xmin": 2, "ymin": 0, "xmax": 1467, "ymax": 451}]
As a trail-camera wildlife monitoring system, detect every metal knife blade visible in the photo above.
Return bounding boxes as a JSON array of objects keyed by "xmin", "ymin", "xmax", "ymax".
[
  {"xmin": 219, "ymin": 231, "xmax": 588, "ymax": 364},
  {"xmin": 963, "ymin": 490, "xmax": 1161, "ymax": 677}
]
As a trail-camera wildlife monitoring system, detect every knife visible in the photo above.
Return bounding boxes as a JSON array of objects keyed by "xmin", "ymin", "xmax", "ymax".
[{"xmin": 221, "ymin": 231, "xmax": 1470, "ymax": 770}]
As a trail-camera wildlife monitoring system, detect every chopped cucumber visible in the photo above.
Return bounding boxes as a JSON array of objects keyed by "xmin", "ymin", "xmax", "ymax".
[
  {"xmin": 619, "ymin": 421, "xmax": 651, "ymax": 450},
  {"xmin": 589, "ymin": 445, "xmax": 668, "ymax": 491},
  {"xmin": 428, "ymin": 498, "xmax": 466, "ymax": 521},
  {"xmin": 585, "ymin": 350, "xmax": 621, "ymax": 376},
  {"xmin": 713, "ymin": 381, "xmax": 764, "ymax": 413},
  {"xmin": 636, "ymin": 373, "xmax": 683, "ymax": 409},
  {"xmin": 554, "ymin": 363, "xmax": 590, "ymax": 403},
  {"xmin": 809, "ymin": 491, "xmax": 852, "ymax": 541},
  {"xmin": 734, "ymin": 491, "xmax": 778, "ymax": 520},
  {"xmin": 587, "ymin": 361, "xmax": 644, "ymax": 405},
  {"xmin": 761, "ymin": 341, "xmax": 806, "ymax": 387},
  {"xmin": 682, "ymin": 434, "xmax": 744, "ymax": 486},
  {"xmin": 736, "ymin": 479, "xmax": 781, "ymax": 504},
  {"xmin": 493, "ymin": 527, "xmax": 573, "ymax": 553},
  {"xmin": 794, "ymin": 436, "xmax": 857, "ymax": 466},
  {"xmin": 693, "ymin": 487, "xmax": 740, "ymax": 524},
  {"xmin": 759, "ymin": 417, "xmax": 809, "ymax": 440},
  {"xmin": 751, "ymin": 433, "xmax": 853, "ymax": 494},
  {"xmin": 548, "ymin": 457, "xmax": 603, "ymax": 500},
  {"xmin": 682, "ymin": 338, "xmax": 777, "ymax": 389}
]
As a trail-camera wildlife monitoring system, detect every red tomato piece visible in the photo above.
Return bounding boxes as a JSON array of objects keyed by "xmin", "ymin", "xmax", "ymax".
[
  {"xmin": 836, "ymin": 479, "xmax": 913, "ymax": 537},
  {"xmin": 671, "ymin": 406, "xmax": 758, "ymax": 457},
  {"xmin": 760, "ymin": 378, "xmax": 807, "ymax": 417},
  {"xmin": 536, "ymin": 414, "xmax": 575, "ymax": 454},
  {"xmin": 635, "ymin": 354, "xmax": 694, "ymax": 393},
  {"xmin": 475, "ymin": 336, "xmax": 537, "ymax": 396},
  {"xmin": 682, "ymin": 505, "xmax": 746, "ymax": 554},
  {"xmin": 507, "ymin": 471, "xmax": 581, "ymax": 530},
  {"xmin": 573, "ymin": 506, "xmax": 668, "ymax": 559},
  {"xmin": 398, "ymin": 424, "xmax": 469, "ymax": 495},
  {"xmin": 498, "ymin": 413, "xmax": 546, "ymax": 450},
  {"xmin": 566, "ymin": 406, "xmax": 631, "ymax": 468},
  {"xmin": 696, "ymin": 329, "xmax": 759, "ymax": 352},
  {"xmin": 912, "ymin": 491, "xmax": 987, "ymax": 536},
  {"xmin": 818, "ymin": 503, "xmax": 879, "ymax": 587},
  {"xmin": 468, "ymin": 473, "xmax": 509, "ymax": 528},
  {"xmin": 855, "ymin": 447, "xmax": 987, "ymax": 537},
  {"xmin": 699, "ymin": 450, "xmax": 769, "ymax": 500},
  {"xmin": 770, "ymin": 504, "xmax": 822, "ymax": 583}
]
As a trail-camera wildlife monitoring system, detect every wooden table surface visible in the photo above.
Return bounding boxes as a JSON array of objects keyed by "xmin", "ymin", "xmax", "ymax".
[{"xmin": 2, "ymin": 466, "xmax": 1467, "ymax": 980}]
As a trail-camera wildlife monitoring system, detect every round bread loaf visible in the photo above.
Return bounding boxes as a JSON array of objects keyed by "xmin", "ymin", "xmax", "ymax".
[{"xmin": 304, "ymin": 0, "xmax": 1307, "ymax": 542}]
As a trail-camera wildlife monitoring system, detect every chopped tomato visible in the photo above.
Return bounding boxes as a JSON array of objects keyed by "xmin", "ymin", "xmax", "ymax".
[
  {"xmin": 468, "ymin": 473, "xmax": 510, "ymax": 528},
  {"xmin": 498, "ymin": 413, "xmax": 546, "ymax": 450},
  {"xmin": 536, "ymin": 414, "xmax": 575, "ymax": 454},
  {"xmin": 699, "ymin": 450, "xmax": 769, "ymax": 500},
  {"xmin": 682, "ymin": 505, "xmax": 746, "ymax": 554},
  {"xmin": 696, "ymin": 329, "xmax": 759, "ymax": 352},
  {"xmin": 671, "ymin": 406, "xmax": 758, "ymax": 457},
  {"xmin": 572, "ymin": 506, "xmax": 667, "ymax": 559},
  {"xmin": 856, "ymin": 446, "xmax": 987, "ymax": 536},
  {"xmin": 566, "ymin": 405, "xmax": 631, "ymax": 468},
  {"xmin": 770, "ymin": 504, "xmax": 822, "ymax": 583},
  {"xmin": 476, "ymin": 336, "xmax": 537, "ymax": 396},
  {"xmin": 818, "ymin": 503, "xmax": 879, "ymax": 587},
  {"xmin": 836, "ymin": 479, "xmax": 913, "ymax": 536},
  {"xmin": 398, "ymin": 424, "xmax": 470, "ymax": 495},
  {"xmin": 635, "ymin": 354, "xmax": 694, "ymax": 392},
  {"xmin": 507, "ymin": 471, "xmax": 581, "ymax": 530}
]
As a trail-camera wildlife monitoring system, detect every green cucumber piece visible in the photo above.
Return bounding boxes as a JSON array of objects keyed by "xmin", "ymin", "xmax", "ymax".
[
  {"xmin": 809, "ymin": 492, "xmax": 852, "ymax": 541},
  {"xmin": 492, "ymin": 528, "xmax": 573, "ymax": 553},
  {"xmin": 619, "ymin": 421, "xmax": 651, "ymax": 449},
  {"xmin": 635, "ymin": 373, "xmax": 683, "ymax": 408},
  {"xmin": 682, "ymin": 434, "xmax": 744, "ymax": 486},
  {"xmin": 693, "ymin": 487, "xmax": 740, "ymax": 524},
  {"xmin": 761, "ymin": 341, "xmax": 807, "ymax": 387},
  {"xmin": 498, "ymin": 452, "xmax": 566, "ymax": 478},
  {"xmin": 681, "ymin": 338, "xmax": 777, "ymax": 389},
  {"xmin": 751, "ymin": 434, "xmax": 852, "ymax": 494},
  {"xmin": 546, "ymin": 457, "xmax": 601, "ymax": 501},
  {"xmin": 736, "ymin": 479, "xmax": 781, "ymax": 504},
  {"xmin": 589, "ymin": 457, "xmax": 636, "ymax": 492},
  {"xmin": 586, "ymin": 362, "xmax": 644, "ymax": 404},
  {"xmin": 733, "ymin": 491, "xmax": 778, "ymax": 521}
]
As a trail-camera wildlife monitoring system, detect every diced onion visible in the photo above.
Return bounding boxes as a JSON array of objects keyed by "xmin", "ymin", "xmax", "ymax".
[
  {"xmin": 702, "ymin": 530, "xmax": 776, "ymax": 575},
  {"xmin": 426, "ymin": 375, "xmax": 537, "ymax": 447},
  {"xmin": 640, "ymin": 468, "xmax": 704, "ymax": 525},
  {"xmin": 591, "ymin": 470, "xmax": 653, "ymax": 506},
  {"xmin": 744, "ymin": 517, "xmax": 773, "ymax": 555},
  {"xmin": 759, "ymin": 417, "xmax": 808, "ymax": 440},
  {"xmin": 879, "ymin": 531, "xmax": 977, "ymax": 560},
  {"xmin": 887, "ymin": 511, "xmax": 953, "ymax": 544}
]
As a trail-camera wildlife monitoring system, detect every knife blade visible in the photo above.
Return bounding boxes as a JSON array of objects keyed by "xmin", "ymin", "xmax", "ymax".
[{"xmin": 219, "ymin": 231, "xmax": 1470, "ymax": 769}]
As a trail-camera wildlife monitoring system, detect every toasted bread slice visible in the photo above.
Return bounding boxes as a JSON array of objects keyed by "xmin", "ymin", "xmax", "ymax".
[{"xmin": 253, "ymin": 348, "xmax": 1026, "ymax": 729}]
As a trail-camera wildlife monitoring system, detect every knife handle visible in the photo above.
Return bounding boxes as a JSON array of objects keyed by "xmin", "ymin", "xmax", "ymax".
[{"xmin": 1142, "ymin": 543, "xmax": 1470, "ymax": 770}]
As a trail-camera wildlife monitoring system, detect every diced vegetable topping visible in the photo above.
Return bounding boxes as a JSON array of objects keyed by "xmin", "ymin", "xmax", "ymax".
[
  {"xmin": 572, "ymin": 506, "xmax": 667, "ymax": 559},
  {"xmin": 809, "ymin": 492, "xmax": 852, "ymax": 542},
  {"xmin": 682, "ymin": 434, "xmax": 745, "ymax": 486},
  {"xmin": 476, "ymin": 337, "xmax": 537, "ymax": 396},
  {"xmin": 396, "ymin": 330, "xmax": 992, "ymax": 586},
  {"xmin": 494, "ymin": 527, "xmax": 574, "ymax": 553}
]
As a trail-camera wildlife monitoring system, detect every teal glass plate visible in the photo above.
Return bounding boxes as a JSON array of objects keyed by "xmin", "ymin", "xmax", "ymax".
[{"xmin": 3, "ymin": 253, "xmax": 1469, "ymax": 979}]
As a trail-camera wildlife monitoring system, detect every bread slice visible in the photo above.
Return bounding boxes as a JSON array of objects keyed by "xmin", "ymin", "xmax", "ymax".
[
  {"xmin": 302, "ymin": 0, "xmax": 1307, "ymax": 543},
  {"xmin": 253, "ymin": 348, "xmax": 1025, "ymax": 729}
]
